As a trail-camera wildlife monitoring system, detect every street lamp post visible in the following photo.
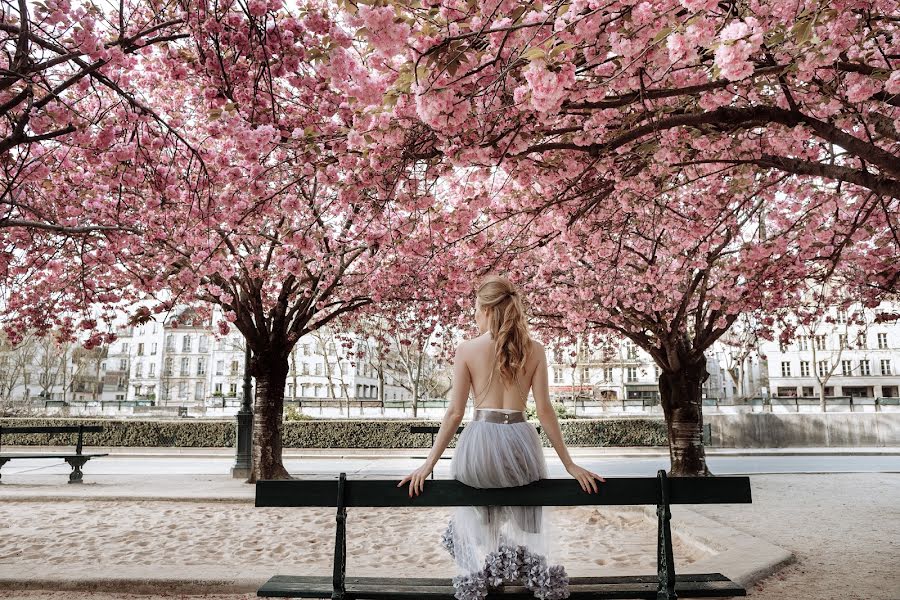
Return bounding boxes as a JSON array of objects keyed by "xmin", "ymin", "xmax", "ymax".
[{"xmin": 231, "ymin": 344, "xmax": 253, "ymax": 479}]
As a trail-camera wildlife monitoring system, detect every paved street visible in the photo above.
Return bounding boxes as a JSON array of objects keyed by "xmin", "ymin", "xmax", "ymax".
[{"xmin": 1, "ymin": 449, "xmax": 897, "ymax": 480}]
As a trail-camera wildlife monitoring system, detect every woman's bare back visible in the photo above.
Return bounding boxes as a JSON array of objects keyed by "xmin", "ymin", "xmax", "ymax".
[{"xmin": 463, "ymin": 334, "xmax": 539, "ymax": 411}]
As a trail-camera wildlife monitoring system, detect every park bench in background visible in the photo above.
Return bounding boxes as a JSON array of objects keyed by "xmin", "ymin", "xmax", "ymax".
[
  {"xmin": 409, "ymin": 424, "xmax": 543, "ymax": 479},
  {"xmin": 0, "ymin": 424, "xmax": 107, "ymax": 483},
  {"xmin": 255, "ymin": 469, "xmax": 752, "ymax": 599}
]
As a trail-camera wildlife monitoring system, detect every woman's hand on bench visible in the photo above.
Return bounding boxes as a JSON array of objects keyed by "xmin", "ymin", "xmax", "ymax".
[
  {"xmin": 398, "ymin": 462, "xmax": 434, "ymax": 498},
  {"xmin": 565, "ymin": 462, "xmax": 606, "ymax": 494}
]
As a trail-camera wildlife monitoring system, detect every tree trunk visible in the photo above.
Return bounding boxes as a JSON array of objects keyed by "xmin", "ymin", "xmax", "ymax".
[
  {"xmin": 248, "ymin": 353, "xmax": 291, "ymax": 482},
  {"xmin": 820, "ymin": 386, "xmax": 827, "ymax": 413},
  {"xmin": 658, "ymin": 358, "xmax": 712, "ymax": 477}
]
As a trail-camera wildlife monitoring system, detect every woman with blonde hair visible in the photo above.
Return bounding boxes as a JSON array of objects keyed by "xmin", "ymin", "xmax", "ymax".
[{"xmin": 399, "ymin": 274, "xmax": 605, "ymax": 600}]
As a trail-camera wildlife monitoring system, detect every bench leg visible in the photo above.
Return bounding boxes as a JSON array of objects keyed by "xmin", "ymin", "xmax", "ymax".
[
  {"xmin": 656, "ymin": 470, "xmax": 677, "ymax": 600},
  {"xmin": 65, "ymin": 457, "xmax": 90, "ymax": 484},
  {"xmin": 0, "ymin": 458, "xmax": 9, "ymax": 484}
]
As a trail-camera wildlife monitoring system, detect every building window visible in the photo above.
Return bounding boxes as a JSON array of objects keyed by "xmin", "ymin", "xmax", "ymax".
[
  {"xmin": 137, "ymin": 343, "xmax": 144, "ymax": 356},
  {"xmin": 625, "ymin": 343, "xmax": 637, "ymax": 360},
  {"xmin": 166, "ymin": 334, "xmax": 175, "ymax": 352},
  {"xmin": 230, "ymin": 360, "xmax": 239, "ymax": 376},
  {"xmin": 841, "ymin": 360, "xmax": 852, "ymax": 377},
  {"xmin": 877, "ymin": 333, "xmax": 888, "ymax": 350},
  {"xmin": 149, "ymin": 363, "xmax": 155, "ymax": 376},
  {"xmin": 817, "ymin": 360, "xmax": 828, "ymax": 377},
  {"xmin": 194, "ymin": 382, "xmax": 204, "ymax": 401},
  {"xmin": 215, "ymin": 383, "xmax": 223, "ymax": 394},
  {"xmin": 182, "ymin": 335, "xmax": 192, "ymax": 353},
  {"xmin": 302, "ymin": 344, "xmax": 310, "ymax": 356},
  {"xmin": 315, "ymin": 363, "xmax": 323, "ymax": 376},
  {"xmin": 839, "ymin": 334, "xmax": 848, "ymax": 349},
  {"xmin": 581, "ymin": 366, "xmax": 590, "ymax": 380},
  {"xmin": 135, "ymin": 362, "xmax": 143, "ymax": 378},
  {"xmin": 860, "ymin": 360, "xmax": 871, "ymax": 376},
  {"xmin": 626, "ymin": 367, "xmax": 638, "ymax": 383},
  {"xmin": 178, "ymin": 381, "xmax": 187, "ymax": 399},
  {"xmin": 197, "ymin": 357, "xmax": 206, "ymax": 376},
  {"xmin": 119, "ymin": 358, "xmax": 127, "ymax": 371},
  {"xmin": 836, "ymin": 309, "xmax": 847, "ymax": 324},
  {"xmin": 216, "ymin": 360, "xmax": 224, "ymax": 376},
  {"xmin": 151, "ymin": 342, "xmax": 157, "ymax": 355},
  {"xmin": 881, "ymin": 360, "xmax": 892, "ymax": 376},
  {"xmin": 229, "ymin": 383, "xmax": 237, "ymax": 396},
  {"xmin": 815, "ymin": 335, "xmax": 826, "ymax": 351},
  {"xmin": 800, "ymin": 361, "xmax": 810, "ymax": 377},
  {"xmin": 798, "ymin": 336, "xmax": 808, "ymax": 351},
  {"xmin": 179, "ymin": 357, "xmax": 189, "ymax": 376},
  {"xmin": 553, "ymin": 368, "xmax": 562, "ymax": 384},
  {"xmin": 603, "ymin": 367, "xmax": 613, "ymax": 381},
  {"xmin": 121, "ymin": 342, "xmax": 129, "ymax": 353},
  {"xmin": 302, "ymin": 362, "xmax": 309, "ymax": 375},
  {"xmin": 198, "ymin": 336, "xmax": 208, "ymax": 353},
  {"xmin": 781, "ymin": 362, "xmax": 791, "ymax": 377}
]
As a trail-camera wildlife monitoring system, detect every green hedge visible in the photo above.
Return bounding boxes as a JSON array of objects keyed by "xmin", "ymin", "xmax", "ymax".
[{"xmin": 0, "ymin": 417, "xmax": 667, "ymax": 448}]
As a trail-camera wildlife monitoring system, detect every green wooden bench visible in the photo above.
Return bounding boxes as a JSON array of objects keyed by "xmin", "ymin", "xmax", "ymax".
[
  {"xmin": 0, "ymin": 424, "xmax": 107, "ymax": 483},
  {"xmin": 255, "ymin": 470, "xmax": 751, "ymax": 599}
]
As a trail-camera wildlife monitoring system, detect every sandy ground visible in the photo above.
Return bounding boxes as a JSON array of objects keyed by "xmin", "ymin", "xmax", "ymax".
[
  {"xmin": 689, "ymin": 472, "xmax": 900, "ymax": 600},
  {"xmin": 0, "ymin": 502, "xmax": 703, "ymax": 577},
  {"xmin": 1, "ymin": 473, "xmax": 897, "ymax": 599}
]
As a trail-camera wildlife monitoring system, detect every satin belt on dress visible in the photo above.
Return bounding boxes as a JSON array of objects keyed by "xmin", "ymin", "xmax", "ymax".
[{"xmin": 472, "ymin": 408, "xmax": 527, "ymax": 424}]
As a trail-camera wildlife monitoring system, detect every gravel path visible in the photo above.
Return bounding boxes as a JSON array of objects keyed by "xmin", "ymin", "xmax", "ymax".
[{"xmin": 1, "ymin": 472, "xmax": 897, "ymax": 600}]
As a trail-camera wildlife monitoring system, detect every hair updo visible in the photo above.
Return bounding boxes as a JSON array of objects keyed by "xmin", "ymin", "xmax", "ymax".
[{"xmin": 476, "ymin": 274, "xmax": 532, "ymax": 388}]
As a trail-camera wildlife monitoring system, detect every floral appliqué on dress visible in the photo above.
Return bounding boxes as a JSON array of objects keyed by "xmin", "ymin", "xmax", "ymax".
[{"xmin": 440, "ymin": 517, "xmax": 570, "ymax": 600}]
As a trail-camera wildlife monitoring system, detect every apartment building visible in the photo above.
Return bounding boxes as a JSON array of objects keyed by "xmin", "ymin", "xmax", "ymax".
[
  {"xmin": 547, "ymin": 337, "xmax": 766, "ymax": 405},
  {"xmin": 762, "ymin": 303, "xmax": 900, "ymax": 399},
  {"xmin": 116, "ymin": 306, "xmax": 414, "ymax": 406}
]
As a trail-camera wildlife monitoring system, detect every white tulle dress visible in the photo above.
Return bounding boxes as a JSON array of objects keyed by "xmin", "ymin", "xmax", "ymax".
[{"xmin": 439, "ymin": 383, "xmax": 570, "ymax": 600}]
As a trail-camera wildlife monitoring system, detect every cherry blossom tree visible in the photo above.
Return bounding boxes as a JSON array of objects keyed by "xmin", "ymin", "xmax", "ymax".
[
  {"xmin": 2, "ymin": 0, "xmax": 433, "ymax": 480},
  {"xmin": 336, "ymin": 0, "xmax": 899, "ymax": 475}
]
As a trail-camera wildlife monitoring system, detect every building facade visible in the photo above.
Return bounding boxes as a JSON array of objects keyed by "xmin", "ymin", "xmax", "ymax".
[
  {"xmin": 113, "ymin": 306, "xmax": 416, "ymax": 407},
  {"xmin": 762, "ymin": 303, "xmax": 900, "ymax": 399},
  {"xmin": 547, "ymin": 337, "xmax": 766, "ymax": 406}
]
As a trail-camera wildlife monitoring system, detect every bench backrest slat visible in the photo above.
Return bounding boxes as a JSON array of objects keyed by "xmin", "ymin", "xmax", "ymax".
[
  {"xmin": 409, "ymin": 426, "xmax": 464, "ymax": 433},
  {"xmin": 0, "ymin": 425, "xmax": 104, "ymax": 455},
  {"xmin": 255, "ymin": 476, "xmax": 751, "ymax": 508},
  {"xmin": 409, "ymin": 425, "xmax": 542, "ymax": 435},
  {"xmin": 0, "ymin": 426, "xmax": 104, "ymax": 434}
]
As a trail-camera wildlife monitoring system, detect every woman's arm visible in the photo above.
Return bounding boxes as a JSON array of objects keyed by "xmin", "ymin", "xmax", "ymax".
[
  {"xmin": 399, "ymin": 342, "xmax": 470, "ymax": 497},
  {"xmin": 532, "ymin": 341, "xmax": 605, "ymax": 493},
  {"xmin": 531, "ymin": 342, "xmax": 575, "ymax": 468},
  {"xmin": 423, "ymin": 342, "xmax": 470, "ymax": 470}
]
